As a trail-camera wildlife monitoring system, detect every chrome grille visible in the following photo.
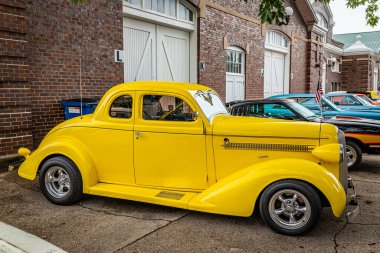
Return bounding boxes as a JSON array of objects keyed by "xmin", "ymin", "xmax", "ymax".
[{"xmin": 338, "ymin": 129, "xmax": 348, "ymax": 193}]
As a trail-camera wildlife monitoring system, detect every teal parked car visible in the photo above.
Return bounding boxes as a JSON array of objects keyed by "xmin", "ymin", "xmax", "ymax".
[{"xmin": 270, "ymin": 94, "xmax": 380, "ymax": 121}]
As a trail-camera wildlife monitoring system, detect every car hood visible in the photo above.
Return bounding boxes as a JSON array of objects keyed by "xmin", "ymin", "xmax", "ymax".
[
  {"xmin": 322, "ymin": 118, "xmax": 380, "ymax": 134},
  {"xmin": 212, "ymin": 115, "xmax": 322, "ymax": 139}
]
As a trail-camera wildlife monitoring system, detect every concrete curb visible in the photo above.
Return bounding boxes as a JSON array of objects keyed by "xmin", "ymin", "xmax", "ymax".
[{"xmin": 0, "ymin": 222, "xmax": 67, "ymax": 253}]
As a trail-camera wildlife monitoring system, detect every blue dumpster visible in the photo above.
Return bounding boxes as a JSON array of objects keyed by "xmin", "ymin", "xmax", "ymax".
[{"xmin": 61, "ymin": 98, "xmax": 99, "ymax": 120}]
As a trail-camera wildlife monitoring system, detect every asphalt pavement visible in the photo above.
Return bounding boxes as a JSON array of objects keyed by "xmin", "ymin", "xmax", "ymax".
[{"xmin": 0, "ymin": 155, "xmax": 379, "ymax": 253}]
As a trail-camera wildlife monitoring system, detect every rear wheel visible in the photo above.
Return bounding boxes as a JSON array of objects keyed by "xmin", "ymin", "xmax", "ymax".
[
  {"xmin": 346, "ymin": 140, "xmax": 362, "ymax": 170},
  {"xmin": 259, "ymin": 180, "xmax": 322, "ymax": 236},
  {"xmin": 39, "ymin": 156, "xmax": 83, "ymax": 205}
]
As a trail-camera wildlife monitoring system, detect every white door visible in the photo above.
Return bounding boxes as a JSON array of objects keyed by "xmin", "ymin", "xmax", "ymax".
[
  {"xmin": 264, "ymin": 50, "xmax": 285, "ymax": 97},
  {"xmin": 124, "ymin": 18, "xmax": 156, "ymax": 82},
  {"xmin": 123, "ymin": 18, "xmax": 190, "ymax": 82},
  {"xmin": 226, "ymin": 75, "xmax": 245, "ymax": 102},
  {"xmin": 226, "ymin": 47, "xmax": 245, "ymax": 102},
  {"xmin": 157, "ymin": 26, "xmax": 189, "ymax": 82}
]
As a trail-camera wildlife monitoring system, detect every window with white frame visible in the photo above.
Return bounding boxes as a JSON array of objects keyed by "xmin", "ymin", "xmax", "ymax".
[
  {"xmin": 265, "ymin": 31, "xmax": 289, "ymax": 49},
  {"xmin": 316, "ymin": 13, "xmax": 328, "ymax": 29},
  {"xmin": 125, "ymin": 0, "xmax": 193, "ymax": 22},
  {"xmin": 226, "ymin": 47, "xmax": 245, "ymax": 74}
]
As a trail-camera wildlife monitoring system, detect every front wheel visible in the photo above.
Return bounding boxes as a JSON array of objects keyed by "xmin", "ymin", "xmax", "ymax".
[
  {"xmin": 346, "ymin": 140, "xmax": 362, "ymax": 170},
  {"xmin": 39, "ymin": 156, "xmax": 83, "ymax": 205},
  {"xmin": 259, "ymin": 180, "xmax": 322, "ymax": 236}
]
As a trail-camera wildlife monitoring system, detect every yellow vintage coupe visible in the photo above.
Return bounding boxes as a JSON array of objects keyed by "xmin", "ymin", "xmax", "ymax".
[{"xmin": 17, "ymin": 82, "xmax": 358, "ymax": 236}]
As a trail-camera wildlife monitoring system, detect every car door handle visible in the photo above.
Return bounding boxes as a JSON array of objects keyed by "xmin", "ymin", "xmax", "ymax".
[{"xmin": 135, "ymin": 131, "xmax": 143, "ymax": 139}]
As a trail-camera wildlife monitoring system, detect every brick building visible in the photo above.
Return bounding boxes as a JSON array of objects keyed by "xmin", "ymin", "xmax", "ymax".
[
  {"xmin": 0, "ymin": 0, "xmax": 356, "ymax": 160},
  {"xmin": 333, "ymin": 31, "xmax": 380, "ymax": 92}
]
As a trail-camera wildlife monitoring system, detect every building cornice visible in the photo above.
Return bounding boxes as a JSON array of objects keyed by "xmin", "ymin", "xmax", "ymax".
[
  {"xmin": 296, "ymin": 0, "xmax": 317, "ymax": 26},
  {"xmin": 324, "ymin": 43, "xmax": 343, "ymax": 55},
  {"xmin": 343, "ymin": 50, "xmax": 374, "ymax": 56},
  {"xmin": 308, "ymin": 24, "xmax": 327, "ymax": 36}
]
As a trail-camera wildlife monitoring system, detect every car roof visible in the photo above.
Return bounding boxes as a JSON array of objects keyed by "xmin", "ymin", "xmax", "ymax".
[
  {"xmin": 232, "ymin": 98, "xmax": 289, "ymax": 104},
  {"xmin": 270, "ymin": 94, "xmax": 315, "ymax": 98},
  {"xmin": 108, "ymin": 81, "xmax": 211, "ymax": 94},
  {"xmin": 324, "ymin": 92, "xmax": 354, "ymax": 96},
  {"xmin": 229, "ymin": 99, "xmax": 294, "ymax": 108}
]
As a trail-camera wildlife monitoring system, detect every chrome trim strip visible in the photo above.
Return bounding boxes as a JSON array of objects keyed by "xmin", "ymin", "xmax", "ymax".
[{"xmin": 222, "ymin": 140, "xmax": 315, "ymax": 152}]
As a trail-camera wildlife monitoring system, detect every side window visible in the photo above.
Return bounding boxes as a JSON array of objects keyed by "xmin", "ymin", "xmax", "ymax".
[
  {"xmin": 142, "ymin": 95, "xmax": 195, "ymax": 121},
  {"xmin": 263, "ymin": 104, "xmax": 297, "ymax": 119},
  {"xmin": 109, "ymin": 95, "xmax": 133, "ymax": 119}
]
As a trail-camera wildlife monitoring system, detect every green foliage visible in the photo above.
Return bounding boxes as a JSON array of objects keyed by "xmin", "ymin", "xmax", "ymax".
[
  {"xmin": 259, "ymin": 0, "xmax": 286, "ymax": 24},
  {"xmin": 259, "ymin": 0, "xmax": 379, "ymax": 27},
  {"xmin": 346, "ymin": 0, "xmax": 379, "ymax": 26}
]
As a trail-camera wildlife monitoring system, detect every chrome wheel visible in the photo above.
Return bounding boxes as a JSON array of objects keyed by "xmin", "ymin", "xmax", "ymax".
[
  {"xmin": 268, "ymin": 189, "xmax": 311, "ymax": 230},
  {"xmin": 44, "ymin": 166, "xmax": 71, "ymax": 199},
  {"xmin": 346, "ymin": 145, "xmax": 357, "ymax": 168}
]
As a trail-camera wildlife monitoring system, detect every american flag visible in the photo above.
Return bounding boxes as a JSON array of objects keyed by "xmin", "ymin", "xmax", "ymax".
[{"xmin": 315, "ymin": 80, "xmax": 324, "ymax": 103}]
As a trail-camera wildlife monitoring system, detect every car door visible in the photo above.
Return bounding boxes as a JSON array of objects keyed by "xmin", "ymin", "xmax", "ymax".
[
  {"xmin": 133, "ymin": 91, "xmax": 208, "ymax": 190},
  {"xmin": 78, "ymin": 92, "xmax": 135, "ymax": 185}
]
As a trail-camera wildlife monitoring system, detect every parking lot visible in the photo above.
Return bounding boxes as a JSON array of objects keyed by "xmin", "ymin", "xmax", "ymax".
[{"xmin": 0, "ymin": 155, "xmax": 379, "ymax": 253}]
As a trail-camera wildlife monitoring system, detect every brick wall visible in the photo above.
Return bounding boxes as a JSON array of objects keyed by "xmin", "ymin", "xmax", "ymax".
[
  {"xmin": 196, "ymin": 0, "xmax": 310, "ymax": 100},
  {"xmin": 0, "ymin": 0, "xmax": 33, "ymax": 157},
  {"xmin": 305, "ymin": 32, "xmax": 322, "ymax": 93},
  {"xmin": 27, "ymin": 0, "xmax": 123, "ymax": 147},
  {"xmin": 341, "ymin": 55, "xmax": 370, "ymax": 91}
]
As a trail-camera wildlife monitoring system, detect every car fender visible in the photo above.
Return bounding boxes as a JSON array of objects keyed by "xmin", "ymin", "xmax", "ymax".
[
  {"xmin": 188, "ymin": 158, "xmax": 346, "ymax": 218},
  {"xmin": 18, "ymin": 137, "xmax": 98, "ymax": 193}
]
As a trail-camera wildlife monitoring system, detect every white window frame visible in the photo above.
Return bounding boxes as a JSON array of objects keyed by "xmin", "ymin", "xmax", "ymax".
[
  {"xmin": 226, "ymin": 46, "xmax": 245, "ymax": 76},
  {"xmin": 265, "ymin": 30, "xmax": 289, "ymax": 54},
  {"xmin": 123, "ymin": 0, "xmax": 195, "ymax": 31}
]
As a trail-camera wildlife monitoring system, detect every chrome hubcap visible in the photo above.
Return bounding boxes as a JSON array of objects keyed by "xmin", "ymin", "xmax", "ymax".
[
  {"xmin": 44, "ymin": 166, "xmax": 71, "ymax": 198},
  {"xmin": 346, "ymin": 145, "xmax": 357, "ymax": 167},
  {"xmin": 269, "ymin": 190, "xmax": 311, "ymax": 230}
]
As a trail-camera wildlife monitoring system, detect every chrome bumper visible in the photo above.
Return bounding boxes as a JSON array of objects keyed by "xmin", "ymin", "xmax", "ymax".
[{"xmin": 345, "ymin": 177, "xmax": 359, "ymax": 222}]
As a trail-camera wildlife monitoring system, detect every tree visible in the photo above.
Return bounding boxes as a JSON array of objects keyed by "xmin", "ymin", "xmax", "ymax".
[
  {"xmin": 68, "ymin": 0, "xmax": 379, "ymax": 27},
  {"xmin": 259, "ymin": 0, "xmax": 379, "ymax": 27}
]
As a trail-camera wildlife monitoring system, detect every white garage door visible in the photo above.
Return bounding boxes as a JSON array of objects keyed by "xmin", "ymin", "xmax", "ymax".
[
  {"xmin": 123, "ymin": 18, "xmax": 190, "ymax": 82},
  {"xmin": 264, "ymin": 50, "xmax": 286, "ymax": 98}
]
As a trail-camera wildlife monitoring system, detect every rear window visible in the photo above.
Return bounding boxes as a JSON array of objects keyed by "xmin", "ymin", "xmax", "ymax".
[{"xmin": 109, "ymin": 95, "xmax": 133, "ymax": 119}]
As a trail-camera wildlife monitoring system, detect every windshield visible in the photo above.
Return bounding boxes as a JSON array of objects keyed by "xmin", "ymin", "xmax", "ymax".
[
  {"xmin": 299, "ymin": 97, "xmax": 341, "ymax": 111},
  {"xmin": 190, "ymin": 90, "xmax": 229, "ymax": 121},
  {"xmin": 288, "ymin": 101, "xmax": 316, "ymax": 118},
  {"xmin": 322, "ymin": 97, "xmax": 341, "ymax": 110},
  {"xmin": 358, "ymin": 95, "xmax": 374, "ymax": 103},
  {"xmin": 354, "ymin": 95, "xmax": 372, "ymax": 106}
]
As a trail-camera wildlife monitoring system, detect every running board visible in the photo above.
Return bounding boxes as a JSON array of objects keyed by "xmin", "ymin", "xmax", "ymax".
[{"xmin": 89, "ymin": 183, "xmax": 198, "ymax": 209}]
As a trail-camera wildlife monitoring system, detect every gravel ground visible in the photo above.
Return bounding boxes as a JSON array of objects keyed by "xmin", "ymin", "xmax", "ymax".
[{"xmin": 0, "ymin": 155, "xmax": 379, "ymax": 253}]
